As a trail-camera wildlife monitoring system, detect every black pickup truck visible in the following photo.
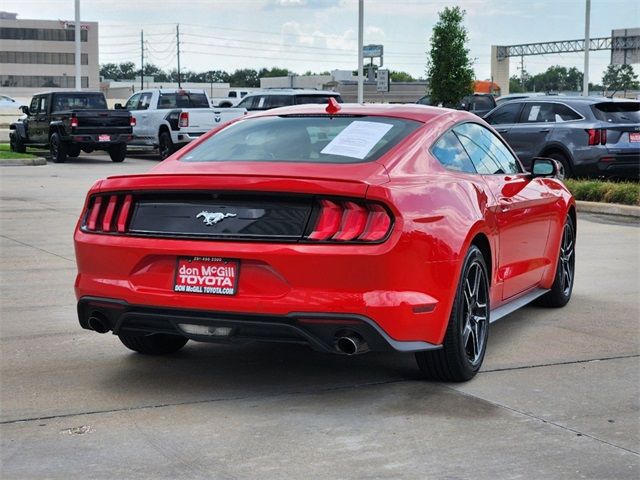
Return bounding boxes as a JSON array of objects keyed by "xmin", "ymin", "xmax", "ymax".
[{"xmin": 9, "ymin": 91, "xmax": 133, "ymax": 163}]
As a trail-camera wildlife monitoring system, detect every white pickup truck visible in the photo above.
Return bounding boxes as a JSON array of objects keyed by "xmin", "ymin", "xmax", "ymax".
[{"xmin": 117, "ymin": 89, "xmax": 246, "ymax": 159}]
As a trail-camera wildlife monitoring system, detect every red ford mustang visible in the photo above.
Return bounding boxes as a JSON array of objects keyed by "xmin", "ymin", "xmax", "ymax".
[{"xmin": 74, "ymin": 102, "xmax": 576, "ymax": 381}]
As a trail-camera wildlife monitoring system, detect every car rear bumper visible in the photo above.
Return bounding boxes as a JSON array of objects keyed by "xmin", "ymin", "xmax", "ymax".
[
  {"xmin": 77, "ymin": 297, "xmax": 440, "ymax": 354},
  {"xmin": 63, "ymin": 133, "xmax": 132, "ymax": 146},
  {"xmin": 597, "ymin": 154, "xmax": 640, "ymax": 178},
  {"xmin": 74, "ymin": 231, "xmax": 458, "ymax": 348}
]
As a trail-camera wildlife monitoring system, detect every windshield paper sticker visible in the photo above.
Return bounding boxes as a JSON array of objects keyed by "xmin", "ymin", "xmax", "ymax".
[{"xmin": 320, "ymin": 121, "xmax": 393, "ymax": 159}]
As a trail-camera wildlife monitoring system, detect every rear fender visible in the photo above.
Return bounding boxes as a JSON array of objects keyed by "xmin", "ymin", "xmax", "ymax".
[{"xmin": 49, "ymin": 121, "xmax": 66, "ymax": 138}]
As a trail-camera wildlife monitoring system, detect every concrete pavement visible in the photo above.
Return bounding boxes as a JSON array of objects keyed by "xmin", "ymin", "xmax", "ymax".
[{"xmin": 1, "ymin": 153, "xmax": 638, "ymax": 479}]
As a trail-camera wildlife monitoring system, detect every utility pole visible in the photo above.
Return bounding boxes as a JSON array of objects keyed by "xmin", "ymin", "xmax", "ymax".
[
  {"xmin": 583, "ymin": 0, "xmax": 591, "ymax": 96},
  {"xmin": 140, "ymin": 30, "xmax": 144, "ymax": 91},
  {"xmin": 520, "ymin": 55, "xmax": 525, "ymax": 90},
  {"xmin": 74, "ymin": 0, "xmax": 81, "ymax": 90},
  {"xmin": 357, "ymin": 0, "xmax": 364, "ymax": 103},
  {"xmin": 176, "ymin": 24, "xmax": 181, "ymax": 88}
]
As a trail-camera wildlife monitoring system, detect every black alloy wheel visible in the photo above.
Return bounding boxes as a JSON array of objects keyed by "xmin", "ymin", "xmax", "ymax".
[
  {"xmin": 536, "ymin": 215, "xmax": 575, "ymax": 307},
  {"xmin": 159, "ymin": 132, "xmax": 174, "ymax": 160},
  {"xmin": 50, "ymin": 133, "xmax": 67, "ymax": 163},
  {"xmin": 416, "ymin": 245, "xmax": 490, "ymax": 382}
]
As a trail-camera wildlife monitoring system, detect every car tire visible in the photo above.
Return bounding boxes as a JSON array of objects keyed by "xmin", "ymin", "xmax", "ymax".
[
  {"xmin": 118, "ymin": 334, "xmax": 188, "ymax": 355},
  {"xmin": 10, "ymin": 133, "xmax": 27, "ymax": 153},
  {"xmin": 535, "ymin": 215, "xmax": 575, "ymax": 308},
  {"xmin": 108, "ymin": 143, "xmax": 127, "ymax": 163},
  {"xmin": 158, "ymin": 131, "xmax": 174, "ymax": 160},
  {"xmin": 415, "ymin": 245, "xmax": 490, "ymax": 382},
  {"xmin": 548, "ymin": 152, "xmax": 572, "ymax": 179},
  {"xmin": 50, "ymin": 133, "xmax": 68, "ymax": 163},
  {"xmin": 68, "ymin": 145, "xmax": 81, "ymax": 158}
]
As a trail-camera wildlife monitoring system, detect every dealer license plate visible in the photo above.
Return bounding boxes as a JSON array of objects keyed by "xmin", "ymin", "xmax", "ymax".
[
  {"xmin": 98, "ymin": 134, "xmax": 111, "ymax": 142},
  {"xmin": 174, "ymin": 257, "xmax": 239, "ymax": 295},
  {"xmin": 629, "ymin": 132, "xmax": 640, "ymax": 143}
]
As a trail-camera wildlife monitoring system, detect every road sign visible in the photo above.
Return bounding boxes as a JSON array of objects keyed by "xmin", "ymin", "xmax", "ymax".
[
  {"xmin": 376, "ymin": 69, "xmax": 389, "ymax": 92},
  {"xmin": 363, "ymin": 44, "xmax": 383, "ymax": 58}
]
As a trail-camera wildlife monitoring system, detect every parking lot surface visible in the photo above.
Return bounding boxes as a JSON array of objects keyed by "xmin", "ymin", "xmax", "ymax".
[{"xmin": 1, "ymin": 153, "xmax": 639, "ymax": 479}]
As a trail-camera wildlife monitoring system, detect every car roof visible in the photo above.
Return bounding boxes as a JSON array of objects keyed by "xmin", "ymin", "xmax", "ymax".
[
  {"xmin": 138, "ymin": 89, "xmax": 207, "ymax": 94},
  {"xmin": 506, "ymin": 95, "xmax": 637, "ymax": 104},
  {"xmin": 243, "ymin": 89, "xmax": 340, "ymax": 97},
  {"xmin": 245, "ymin": 102, "xmax": 458, "ymax": 123},
  {"xmin": 32, "ymin": 90, "xmax": 103, "ymax": 96}
]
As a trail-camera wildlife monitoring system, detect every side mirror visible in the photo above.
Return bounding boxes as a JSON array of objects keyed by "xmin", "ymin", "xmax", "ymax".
[
  {"xmin": 20, "ymin": 105, "xmax": 30, "ymax": 115},
  {"xmin": 114, "ymin": 103, "xmax": 124, "ymax": 110},
  {"xmin": 530, "ymin": 157, "xmax": 563, "ymax": 180}
]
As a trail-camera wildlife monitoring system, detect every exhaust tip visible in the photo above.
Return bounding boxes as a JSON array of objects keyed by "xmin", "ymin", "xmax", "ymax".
[
  {"xmin": 88, "ymin": 312, "xmax": 110, "ymax": 334},
  {"xmin": 335, "ymin": 333, "xmax": 369, "ymax": 355}
]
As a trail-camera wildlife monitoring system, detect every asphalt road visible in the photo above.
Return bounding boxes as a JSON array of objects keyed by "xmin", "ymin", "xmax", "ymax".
[{"xmin": 1, "ymin": 153, "xmax": 639, "ymax": 479}]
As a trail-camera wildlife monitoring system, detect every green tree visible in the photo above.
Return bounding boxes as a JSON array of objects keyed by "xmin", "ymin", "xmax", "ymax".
[
  {"xmin": 601, "ymin": 64, "xmax": 639, "ymax": 97},
  {"xmin": 390, "ymin": 71, "xmax": 415, "ymax": 82},
  {"xmin": 228, "ymin": 69, "xmax": 260, "ymax": 87},
  {"xmin": 426, "ymin": 6, "xmax": 474, "ymax": 106},
  {"xmin": 258, "ymin": 67, "xmax": 293, "ymax": 78},
  {"xmin": 99, "ymin": 62, "xmax": 137, "ymax": 80},
  {"xmin": 509, "ymin": 75, "xmax": 525, "ymax": 93}
]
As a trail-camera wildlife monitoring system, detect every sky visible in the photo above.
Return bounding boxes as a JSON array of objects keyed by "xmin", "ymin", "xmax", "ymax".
[{"xmin": 8, "ymin": 0, "xmax": 640, "ymax": 84}]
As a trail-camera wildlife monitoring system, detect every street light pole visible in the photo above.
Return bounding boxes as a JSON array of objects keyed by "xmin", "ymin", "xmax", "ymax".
[
  {"xmin": 583, "ymin": 0, "xmax": 591, "ymax": 96},
  {"xmin": 74, "ymin": 0, "xmax": 81, "ymax": 90},
  {"xmin": 357, "ymin": 0, "xmax": 364, "ymax": 103}
]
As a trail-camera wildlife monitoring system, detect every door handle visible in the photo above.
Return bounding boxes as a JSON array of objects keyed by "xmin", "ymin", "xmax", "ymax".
[
  {"xmin": 496, "ymin": 129, "xmax": 508, "ymax": 134},
  {"xmin": 538, "ymin": 128, "xmax": 551, "ymax": 133}
]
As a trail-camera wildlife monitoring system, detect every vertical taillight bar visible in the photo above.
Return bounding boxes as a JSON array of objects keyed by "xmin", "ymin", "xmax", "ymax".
[
  {"xmin": 86, "ymin": 196, "xmax": 103, "ymax": 231},
  {"xmin": 117, "ymin": 194, "xmax": 133, "ymax": 233},
  {"xmin": 101, "ymin": 195, "xmax": 118, "ymax": 232}
]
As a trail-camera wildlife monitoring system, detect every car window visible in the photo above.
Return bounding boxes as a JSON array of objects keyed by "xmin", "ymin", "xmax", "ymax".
[
  {"xmin": 158, "ymin": 92, "xmax": 209, "ymax": 109},
  {"xmin": 38, "ymin": 96, "xmax": 48, "ymax": 114},
  {"xmin": 138, "ymin": 92, "xmax": 152, "ymax": 110},
  {"xmin": 264, "ymin": 95, "xmax": 294, "ymax": 109},
  {"xmin": 295, "ymin": 95, "xmax": 340, "ymax": 105},
  {"xmin": 486, "ymin": 102, "xmax": 523, "ymax": 125},
  {"xmin": 553, "ymin": 103, "xmax": 582, "ymax": 122},
  {"xmin": 228, "ymin": 92, "xmax": 237, "ymax": 98},
  {"xmin": 30, "ymin": 96, "xmax": 39, "ymax": 113},
  {"xmin": 454, "ymin": 123, "xmax": 521, "ymax": 175},
  {"xmin": 431, "ymin": 130, "xmax": 476, "ymax": 173},
  {"xmin": 52, "ymin": 94, "xmax": 107, "ymax": 111},
  {"xmin": 520, "ymin": 102, "xmax": 557, "ymax": 123},
  {"xmin": 236, "ymin": 96, "xmax": 255, "ymax": 109},
  {"xmin": 591, "ymin": 102, "xmax": 640, "ymax": 123},
  {"xmin": 182, "ymin": 115, "xmax": 421, "ymax": 164},
  {"xmin": 470, "ymin": 96, "xmax": 495, "ymax": 110},
  {"xmin": 124, "ymin": 93, "xmax": 141, "ymax": 110}
]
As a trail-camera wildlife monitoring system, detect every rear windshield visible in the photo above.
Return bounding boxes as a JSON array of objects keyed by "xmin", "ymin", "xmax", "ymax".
[
  {"xmin": 52, "ymin": 93, "xmax": 107, "ymax": 111},
  {"xmin": 181, "ymin": 115, "xmax": 421, "ymax": 164},
  {"xmin": 158, "ymin": 92, "xmax": 209, "ymax": 109},
  {"xmin": 591, "ymin": 102, "xmax": 640, "ymax": 123}
]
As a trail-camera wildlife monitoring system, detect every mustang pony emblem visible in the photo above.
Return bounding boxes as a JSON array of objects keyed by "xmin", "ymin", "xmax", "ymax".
[{"xmin": 196, "ymin": 211, "xmax": 237, "ymax": 226}]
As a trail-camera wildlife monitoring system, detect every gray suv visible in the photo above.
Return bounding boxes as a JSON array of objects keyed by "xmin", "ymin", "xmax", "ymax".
[{"xmin": 484, "ymin": 97, "xmax": 640, "ymax": 178}]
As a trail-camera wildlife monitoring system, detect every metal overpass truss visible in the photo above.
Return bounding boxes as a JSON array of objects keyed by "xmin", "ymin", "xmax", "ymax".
[{"xmin": 496, "ymin": 35, "xmax": 640, "ymax": 59}]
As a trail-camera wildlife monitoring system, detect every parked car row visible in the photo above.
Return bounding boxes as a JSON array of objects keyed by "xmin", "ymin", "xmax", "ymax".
[
  {"xmin": 416, "ymin": 93, "xmax": 639, "ymax": 179},
  {"xmin": 9, "ymin": 88, "xmax": 344, "ymax": 162}
]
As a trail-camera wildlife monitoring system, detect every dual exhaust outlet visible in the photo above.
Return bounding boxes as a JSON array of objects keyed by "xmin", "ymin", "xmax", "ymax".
[{"xmin": 87, "ymin": 312, "xmax": 110, "ymax": 334}]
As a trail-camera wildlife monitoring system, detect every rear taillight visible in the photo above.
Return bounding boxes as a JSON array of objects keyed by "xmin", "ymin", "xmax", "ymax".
[
  {"xmin": 70, "ymin": 115, "xmax": 78, "ymax": 128},
  {"xmin": 307, "ymin": 200, "xmax": 393, "ymax": 243},
  {"xmin": 130, "ymin": 116, "xmax": 136, "ymax": 127},
  {"xmin": 179, "ymin": 111, "xmax": 189, "ymax": 128},
  {"xmin": 83, "ymin": 193, "xmax": 133, "ymax": 234},
  {"xmin": 586, "ymin": 128, "xmax": 606, "ymax": 146}
]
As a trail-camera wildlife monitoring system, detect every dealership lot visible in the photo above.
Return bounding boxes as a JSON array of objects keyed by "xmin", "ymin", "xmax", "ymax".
[{"xmin": 1, "ymin": 154, "xmax": 638, "ymax": 479}]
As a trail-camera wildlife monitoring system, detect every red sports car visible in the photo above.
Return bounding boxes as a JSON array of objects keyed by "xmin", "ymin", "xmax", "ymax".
[{"xmin": 74, "ymin": 101, "xmax": 576, "ymax": 381}]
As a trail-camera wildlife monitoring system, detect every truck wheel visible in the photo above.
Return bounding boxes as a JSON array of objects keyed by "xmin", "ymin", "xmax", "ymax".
[
  {"xmin": 50, "ymin": 133, "xmax": 68, "ymax": 163},
  {"xmin": 108, "ymin": 143, "xmax": 127, "ymax": 163},
  {"xmin": 10, "ymin": 133, "xmax": 27, "ymax": 153},
  {"xmin": 158, "ymin": 131, "xmax": 174, "ymax": 160},
  {"xmin": 68, "ymin": 145, "xmax": 81, "ymax": 158}
]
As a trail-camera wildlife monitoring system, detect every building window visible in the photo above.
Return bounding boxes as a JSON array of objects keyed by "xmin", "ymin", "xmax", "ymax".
[
  {"xmin": 0, "ymin": 51, "xmax": 88, "ymax": 65},
  {"xmin": 0, "ymin": 27, "xmax": 88, "ymax": 42},
  {"xmin": 0, "ymin": 75, "xmax": 89, "ymax": 88}
]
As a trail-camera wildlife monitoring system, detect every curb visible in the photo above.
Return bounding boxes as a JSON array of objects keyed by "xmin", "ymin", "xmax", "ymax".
[
  {"xmin": 576, "ymin": 200, "xmax": 640, "ymax": 219},
  {"xmin": 0, "ymin": 157, "xmax": 47, "ymax": 166}
]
